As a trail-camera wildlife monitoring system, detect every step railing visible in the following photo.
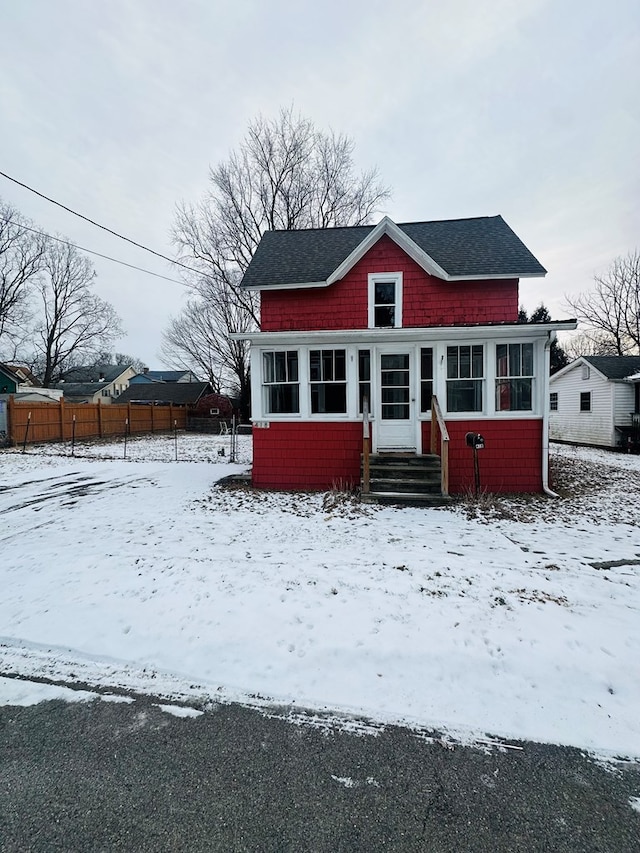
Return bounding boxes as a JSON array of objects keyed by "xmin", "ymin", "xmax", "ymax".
[
  {"xmin": 430, "ymin": 395, "xmax": 450, "ymax": 496},
  {"xmin": 362, "ymin": 396, "xmax": 370, "ymax": 494}
]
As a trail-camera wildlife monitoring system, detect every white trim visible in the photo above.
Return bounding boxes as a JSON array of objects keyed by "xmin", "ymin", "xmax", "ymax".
[
  {"xmin": 234, "ymin": 321, "xmax": 578, "ymax": 347},
  {"xmin": 328, "ymin": 217, "xmax": 450, "ymax": 284},
  {"xmin": 368, "ymin": 271, "xmax": 403, "ymax": 329}
]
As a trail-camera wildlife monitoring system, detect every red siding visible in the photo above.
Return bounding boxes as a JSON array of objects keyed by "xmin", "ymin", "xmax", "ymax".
[
  {"xmin": 422, "ymin": 419, "xmax": 543, "ymax": 494},
  {"xmin": 253, "ymin": 419, "xmax": 543, "ymax": 493},
  {"xmin": 252, "ymin": 422, "xmax": 362, "ymax": 490},
  {"xmin": 260, "ymin": 235, "xmax": 519, "ymax": 332}
]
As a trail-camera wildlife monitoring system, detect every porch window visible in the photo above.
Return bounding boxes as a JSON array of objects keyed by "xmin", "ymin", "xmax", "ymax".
[
  {"xmin": 310, "ymin": 349, "xmax": 347, "ymax": 414},
  {"xmin": 368, "ymin": 272, "xmax": 402, "ymax": 328},
  {"xmin": 263, "ymin": 350, "xmax": 299, "ymax": 414},
  {"xmin": 495, "ymin": 343, "xmax": 533, "ymax": 411},
  {"xmin": 580, "ymin": 391, "xmax": 591, "ymax": 412},
  {"xmin": 358, "ymin": 350, "xmax": 371, "ymax": 414},
  {"xmin": 420, "ymin": 347, "xmax": 433, "ymax": 412},
  {"xmin": 446, "ymin": 345, "xmax": 483, "ymax": 412}
]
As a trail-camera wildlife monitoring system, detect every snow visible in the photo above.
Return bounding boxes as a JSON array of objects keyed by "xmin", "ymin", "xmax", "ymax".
[
  {"xmin": 156, "ymin": 704, "xmax": 203, "ymax": 718},
  {"xmin": 0, "ymin": 675, "xmax": 97, "ymax": 705},
  {"xmin": 1, "ymin": 434, "xmax": 639, "ymax": 759}
]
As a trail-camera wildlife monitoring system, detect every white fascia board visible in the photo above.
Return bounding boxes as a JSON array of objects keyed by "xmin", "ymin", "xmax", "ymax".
[
  {"xmin": 234, "ymin": 321, "xmax": 577, "ymax": 347},
  {"xmin": 326, "ymin": 216, "xmax": 450, "ymax": 284},
  {"xmin": 446, "ymin": 271, "xmax": 547, "ymax": 281}
]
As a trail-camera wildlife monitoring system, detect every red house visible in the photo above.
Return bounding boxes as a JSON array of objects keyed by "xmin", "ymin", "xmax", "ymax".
[{"xmin": 238, "ymin": 216, "xmax": 576, "ymax": 499}]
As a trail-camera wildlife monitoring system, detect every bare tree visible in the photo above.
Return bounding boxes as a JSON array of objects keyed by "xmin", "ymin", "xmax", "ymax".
[
  {"xmin": 33, "ymin": 241, "xmax": 123, "ymax": 386},
  {"xmin": 565, "ymin": 252, "xmax": 640, "ymax": 355},
  {"xmin": 561, "ymin": 330, "xmax": 622, "ymax": 360},
  {"xmin": 0, "ymin": 200, "xmax": 47, "ymax": 349},
  {"xmin": 167, "ymin": 107, "xmax": 391, "ymax": 408}
]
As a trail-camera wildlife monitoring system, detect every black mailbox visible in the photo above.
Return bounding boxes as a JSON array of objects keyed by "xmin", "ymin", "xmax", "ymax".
[{"xmin": 465, "ymin": 432, "xmax": 485, "ymax": 450}]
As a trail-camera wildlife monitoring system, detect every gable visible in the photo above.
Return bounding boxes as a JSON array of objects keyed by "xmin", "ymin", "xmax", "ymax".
[
  {"xmin": 260, "ymin": 235, "xmax": 520, "ymax": 332},
  {"xmin": 241, "ymin": 215, "xmax": 546, "ymax": 290}
]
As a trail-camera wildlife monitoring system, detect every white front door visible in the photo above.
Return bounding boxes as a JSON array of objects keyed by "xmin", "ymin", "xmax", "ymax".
[{"xmin": 376, "ymin": 351, "xmax": 416, "ymax": 450}]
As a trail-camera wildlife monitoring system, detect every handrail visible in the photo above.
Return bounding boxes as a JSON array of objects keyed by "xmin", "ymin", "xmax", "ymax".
[
  {"xmin": 430, "ymin": 395, "xmax": 450, "ymax": 496},
  {"xmin": 362, "ymin": 396, "xmax": 370, "ymax": 494}
]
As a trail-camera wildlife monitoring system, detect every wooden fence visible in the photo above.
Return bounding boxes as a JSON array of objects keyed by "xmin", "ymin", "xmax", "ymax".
[{"xmin": 5, "ymin": 397, "xmax": 187, "ymax": 446}]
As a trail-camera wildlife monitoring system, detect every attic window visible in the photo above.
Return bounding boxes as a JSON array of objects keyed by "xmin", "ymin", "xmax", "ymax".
[
  {"xmin": 368, "ymin": 272, "xmax": 403, "ymax": 329},
  {"xmin": 582, "ymin": 365, "xmax": 590, "ymax": 380}
]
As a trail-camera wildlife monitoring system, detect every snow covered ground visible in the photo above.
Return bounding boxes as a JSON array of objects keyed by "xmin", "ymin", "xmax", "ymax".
[{"xmin": 1, "ymin": 433, "xmax": 639, "ymax": 759}]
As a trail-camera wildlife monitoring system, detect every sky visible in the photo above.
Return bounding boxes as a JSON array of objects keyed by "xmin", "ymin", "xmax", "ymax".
[{"xmin": 1, "ymin": 0, "xmax": 638, "ymax": 367}]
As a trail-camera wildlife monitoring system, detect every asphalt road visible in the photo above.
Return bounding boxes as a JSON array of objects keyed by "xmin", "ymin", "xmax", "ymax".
[{"xmin": 0, "ymin": 687, "xmax": 639, "ymax": 853}]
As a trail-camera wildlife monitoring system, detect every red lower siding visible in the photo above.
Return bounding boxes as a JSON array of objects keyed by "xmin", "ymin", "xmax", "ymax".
[
  {"xmin": 252, "ymin": 422, "xmax": 363, "ymax": 489},
  {"xmin": 422, "ymin": 419, "xmax": 543, "ymax": 494},
  {"xmin": 254, "ymin": 419, "xmax": 544, "ymax": 493}
]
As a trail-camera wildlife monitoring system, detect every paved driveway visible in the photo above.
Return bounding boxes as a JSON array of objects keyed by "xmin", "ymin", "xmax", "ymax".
[{"xmin": 1, "ymin": 684, "xmax": 639, "ymax": 852}]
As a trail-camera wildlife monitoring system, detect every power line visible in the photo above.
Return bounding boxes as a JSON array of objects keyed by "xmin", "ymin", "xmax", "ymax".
[
  {"xmin": 1, "ymin": 217, "xmax": 191, "ymax": 286},
  {"xmin": 0, "ymin": 168, "xmax": 203, "ymax": 276}
]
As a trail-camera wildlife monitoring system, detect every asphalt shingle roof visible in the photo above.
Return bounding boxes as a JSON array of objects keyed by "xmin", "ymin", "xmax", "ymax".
[
  {"xmin": 62, "ymin": 364, "xmax": 130, "ymax": 383},
  {"xmin": 240, "ymin": 215, "xmax": 546, "ymax": 289},
  {"xmin": 116, "ymin": 382, "xmax": 211, "ymax": 405},
  {"xmin": 584, "ymin": 356, "xmax": 640, "ymax": 380}
]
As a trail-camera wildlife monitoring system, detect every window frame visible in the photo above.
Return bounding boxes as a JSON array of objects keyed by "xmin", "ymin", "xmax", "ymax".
[
  {"xmin": 309, "ymin": 348, "xmax": 347, "ymax": 415},
  {"xmin": 495, "ymin": 342, "xmax": 534, "ymax": 412},
  {"xmin": 262, "ymin": 349, "xmax": 300, "ymax": 415},
  {"xmin": 580, "ymin": 391, "xmax": 591, "ymax": 412},
  {"xmin": 368, "ymin": 272, "xmax": 403, "ymax": 329},
  {"xmin": 549, "ymin": 391, "xmax": 558, "ymax": 411},
  {"xmin": 446, "ymin": 344, "xmax": 484, "ymax": 413}
]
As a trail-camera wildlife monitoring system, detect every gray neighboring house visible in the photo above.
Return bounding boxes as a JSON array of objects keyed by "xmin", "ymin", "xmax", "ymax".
[
  {"xmin": 549, "ymin": 355, "xmax": 640, "ymax": 450},
  {"xmin": 55, "ymin": 364, "xmax": 136, "ymax": 404}
]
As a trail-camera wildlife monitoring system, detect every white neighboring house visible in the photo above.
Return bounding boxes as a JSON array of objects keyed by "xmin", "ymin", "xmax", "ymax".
[{"xmin": 549, "ymin": 356, "xmax": 640, "ymax": 450}]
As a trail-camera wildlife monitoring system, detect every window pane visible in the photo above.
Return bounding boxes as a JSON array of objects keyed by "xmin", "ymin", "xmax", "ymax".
[
  {"xmin": 263, "ymin": 352, "xmax": 274, "ymax": 383},
  {"xmin": 381, "ymin": 354, "xmax": 409, "ymax": 370},
  {"xmin": 522, "ymin": 343, "xmax": 533, "ymax": 376},
  {"xmin": 496, "ymin": 344, "xmax": 508, "ymax": 377},
  {"xmin": 375, "ymin": 306, "xmax": 395, "ymax": 327},
  {"xmin": 359, "ymin": 382, "xmax": 371, "ymax": 413},
  {"xmin": 311, "ymin": 383, "xmax": 346, "ymax": 414},
  {"xmin": 321, "ymin": 350, "xmax": 334, "ymax": 381},
  {"xmin": 447, "ymin": 380, "xmax": 482, "ymax": 412},
  {"xmin": 287, "ymin": 351, "xmax": 298, "ymax": 382},
  {"xmin": 472, "ymin": 345, "xmax": 483, "ymax": 377},
  {"xmin": 334, "ymin": 350, "xmax": 346, "ymax": 381},
  {"xmin": 447, "ymin": 347, "xmax": 458, "ymax": 379},
  {"xmin": 509, "ymin": 344, "xmax": 521, "ymax": 377},
  {"xmin": 420, "ymin": 348, "xmax": 433, "ymax": 379},
  {"xmin": 309, "ymin": 350, "xmax": 321, "ymax": 381},
  {"xmin": 496, "ymin": 378, "xmax": 532, "ymax": 411},
  {"xmin": 267, "ymin": 384, "xmax": 299, "ymax": 414},
  {"xmin": 274, "ymin": 351, "xmax": 286, "ymax": 382},
  {"xmin": 382, "ymin": 387, "xmax": 410, "ymax": 404},
  {"xmin": 382, "ymin": 370, "xmax": 409, "ymax": 387},
  {"xmin": 459, "ymin": 346, "xmax": 471, "ymax": 378},
  {"xmin": 375, "ymin": 282, "xmax": 395, "ymax": 304},
  {"xmin": 420, "ymin": 380, "xmax": 433, "ymax": 413},
  {"xmin": 580, "ymin": 392, "xmax": 591, "ymax": 412},
  {"xmin": 358, "ymin": 350, "xmax": 370, "ymax": 382},
  {"xmin": 382, "ymin": 403, "xmax": 410, "ymax": 420}
]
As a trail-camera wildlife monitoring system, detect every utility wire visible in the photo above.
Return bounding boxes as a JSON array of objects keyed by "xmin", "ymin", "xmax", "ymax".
[
  {"xmin": 0, "ymin": 168, "xmax": 203, "ymax": 276},
  {"xmin": 1, "ymin": 217, "xmax": 192, "ymax": 286}
]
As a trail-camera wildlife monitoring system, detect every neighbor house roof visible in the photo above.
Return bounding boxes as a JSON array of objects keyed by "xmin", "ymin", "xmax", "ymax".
[
  {"xmin": 240, "ymin": 215, "xmax": 547, "ymax": 290},
  {"xmin": 62, "ymin": 364, "xmax": 131, "ymax": 383},
  {"xmin": 116, "ymin": 382, "xmax": 212, "ymax": 405},
  {"xmin": 0, "ymin": 363, "xmax": 22, "ymax": 384},
  {"xmin": 583, "ymin": 356, "xmax": 640, "ymax": 380},
  {"xmin": 57, "ymin": 382, "xmax": 108, "ymax": 398}
]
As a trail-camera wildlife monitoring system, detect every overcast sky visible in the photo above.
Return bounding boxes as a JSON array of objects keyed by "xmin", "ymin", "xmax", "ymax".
[{"xmin": 1, "ymin": 0, "xmax": 638, "ymax": 366}]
